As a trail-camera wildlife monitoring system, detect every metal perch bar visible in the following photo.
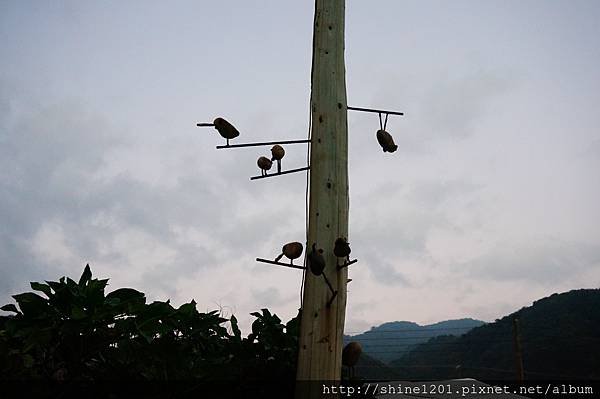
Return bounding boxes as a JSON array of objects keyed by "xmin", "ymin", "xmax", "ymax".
[
  {"xmin": 216, "ymin": 139, "xmax": 311, "ymax": 149},
  {"xmin": 347, "ymin": 106, "xmax": 404, "ymax": 116},
  {"xmin": 250, "ymin": 166, "xmax": 310, "ymax": 180},
  {"xmin": 326, "ymin": 291, "xmax": 338, "ymax": 308},
  {"xmin": 337, "ymin": 259, "xmax": 358, "ymax": 270},
  {"xmin": 322, "ymin": 273, "xmax": 338, "ymax": 308},
  {"xmin": 321, "ymin": 273, "xmax": 336, "ymax": 295},
  {"xmin": 255, "ymin": 258, "xmax": 306, "ymax": 270},
  {"xmin": 326, "ymin": 290, "xmax": 338, "ymax": 308}
]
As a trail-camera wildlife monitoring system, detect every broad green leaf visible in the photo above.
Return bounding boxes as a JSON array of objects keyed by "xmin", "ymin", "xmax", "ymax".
[
  {"xmin": 230, "ymin": 315, "xmax": 241, "ymax": 339},
  {"xmin": 12, "ymin": 293, "xmax": 48, "ymax": 316},
  {"xmin": 1, "ymin": 304, "xmax": 20, "ymax": 313},
  {"xmin": 104, "ymin": 297, "xmax": 120, "ymax": 306},
  {"xmin": 71, "ymin": 306, "xmax": 87, "ymax": 320},
  {"xmin": 106, "ymin": 288, "xmax": 145, "ymax": 304},
  {"xmin": 79, "ymin": 264, "xmax": 92, "ymax": 287},
  {"xmin": 66, "ymin": 277, "xmax": 78, "ymax": 289},
  {"xmin": 97, "ymin": 278, "xmax": 110, "ymax": 290},
  {"xmin": 178, "ymin": 301, "xmax": 198, "ymax": 316},
  {"xmin": 46, "ymin": 280, "xmax": 64, "ymax": 292},
  {"xmin": 30, "ymin": 282, "xmax": 52, "ymax": 297},
  {"xmin": 142, "ymin": 301, "xmax": 174, "ymax": 319}
]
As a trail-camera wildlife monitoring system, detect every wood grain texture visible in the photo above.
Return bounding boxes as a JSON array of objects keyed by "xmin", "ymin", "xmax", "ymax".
[{"xmin": 296, "ymin": 0, "xmax": 349, "ymax": 389}]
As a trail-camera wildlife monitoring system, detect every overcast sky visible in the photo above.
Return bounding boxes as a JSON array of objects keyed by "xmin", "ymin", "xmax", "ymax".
[{"xmin": 1, "ymin": 0, "xmax": 599, "ymax": 334}]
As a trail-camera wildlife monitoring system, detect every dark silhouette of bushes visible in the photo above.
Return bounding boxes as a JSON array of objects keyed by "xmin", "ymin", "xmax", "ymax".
[{"xmin": 0, "ymin": 265, "xmax": 299, "ymax": 397}]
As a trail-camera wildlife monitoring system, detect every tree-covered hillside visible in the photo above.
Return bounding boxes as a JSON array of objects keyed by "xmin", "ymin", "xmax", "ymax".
[
  {"xmin": 390, "ymin": 289, "xmax": 600, "ymax": 381},
  {"xmin": 344, "ymin": 318, "xmax": 484, "ymax": 364}
]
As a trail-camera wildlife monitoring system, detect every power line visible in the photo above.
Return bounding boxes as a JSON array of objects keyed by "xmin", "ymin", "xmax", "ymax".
[
  {"xmin": 350, "ymin": 335, "xmax": 600, "ymax": 342},
  {"xmin": 345, "ymin": 326, "xmax": 489, "ymax": 334},
  {"xmin": 347, "ymin": 335, "xmax": 508, "ymax": 341},
  {"xmin": 359, "ymin": 340, "xmax": 517, "ymax": 347}
]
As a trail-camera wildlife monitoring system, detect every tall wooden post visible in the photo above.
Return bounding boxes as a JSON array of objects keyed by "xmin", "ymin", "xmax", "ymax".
[{"xmin": 296, "ymin": 0, "xmax": 349, "ymax": 394}]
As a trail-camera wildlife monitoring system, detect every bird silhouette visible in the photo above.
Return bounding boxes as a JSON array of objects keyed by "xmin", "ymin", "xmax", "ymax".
[
  {"xmin": 308, "ymin": 243, "xmax": 326, "ymax": 276},
  {"xmin": 376, "ymin": 129, "xmax": 398, "ymax": 153},
  {"xmin": 270, "ymin": 145, "xmax": 285, "ymax": 161},
  {"xmin": 270, "ymin": 145, "xmax": 285, "ymax": 173},
  {"xmin": 342, "ymin": 341, "xmax": 363, "ymax": 379},
  {"xmin": 257, "ymin": 156, "xmax": 273, "ymax": 176},
  {"xmin": 333, "ymin": 237, "xmax": 351, "ymax": 265},
  {"xmin": 274, "ymin": 242, "xmax": 303, "ymax": 266},
  {"xmin": 213, "ymin": 117, "xmax": 240, "ymax": 146}
]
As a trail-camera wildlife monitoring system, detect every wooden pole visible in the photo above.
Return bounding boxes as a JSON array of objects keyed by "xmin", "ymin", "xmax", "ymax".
[
  {"xmin": 296, "ymin": 0, "xmax": 348, "ymax": 395},
  {"xmin": 512, "ymin": 317, "xmax": 525, "ymax": 382}
]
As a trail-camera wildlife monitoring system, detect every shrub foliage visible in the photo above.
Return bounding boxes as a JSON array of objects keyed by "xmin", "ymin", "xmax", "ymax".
[{"xmin": 0, "ymin": 265, "xmax": 300, "ymax": 387}]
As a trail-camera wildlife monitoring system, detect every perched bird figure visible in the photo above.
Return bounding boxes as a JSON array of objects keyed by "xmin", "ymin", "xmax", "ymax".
[
  {"xmin": 342, "ymin": 342, "xmax": 363, "ymax": 379},
  {"xmin": 274, "ymin": 242, "xmax": 303, "ymax": 266},
  {"xmin": 307, "ymin": 243, "xmax": 326, "ymax": 276},
  {"xmin": 213, "ymin": 117, "xmax": 240, "ymax": 146},
  {"xmin": 333, "ymin": 237, "xmax": 351, "ymax": 265},
  {"xmin": 270, "ymin": 145, "xmax": 285, "ymax": 173},
  {"xmin": 257, "ymin": 156, "xmax": 273, "ymax": 176},
  {"xmin": 376, "ymin": 129, "xmax": 398, "ymax": 153},
  {"xmin": 270, "ymin": 145, "xmax": 285, "ymax": 161},
  {"xmin": 308, "ymin": 243, "xmax": 337, "ymax": 304}
]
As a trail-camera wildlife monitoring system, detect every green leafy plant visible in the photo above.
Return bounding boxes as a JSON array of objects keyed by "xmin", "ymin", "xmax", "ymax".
[{"xmin": 0, "ymin": 265, "xmax": 300, "ymax": 391}]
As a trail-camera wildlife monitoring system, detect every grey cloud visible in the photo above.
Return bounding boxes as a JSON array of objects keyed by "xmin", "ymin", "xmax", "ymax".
[
  {"xmin": 0, "ymin": 89, "xmax": 310, "ymax": 310},
  {"xmin": 352, "ymin": 178, "xmax": 484, "ymax": 257},
  {"xmin": 0, "ymin": 96, "xmax": 234, "ymax": 302},
  {"xmin": 251, "ymin": 286, "xmax": 297, "ymax": 307},
  {"xmin": 578, "ymin": 138, "xmax": 600, "ymax": 161},
  {"xmin": 419, "ymin": 70, "xmax": 518, "ymax": 140},
  {"xmin": 461, "ymin": 238, "xmax": 600, "ymax": 285},
  {"xmin": 368, "ymin": 257, "xmax": 412, "ymax": 287}
]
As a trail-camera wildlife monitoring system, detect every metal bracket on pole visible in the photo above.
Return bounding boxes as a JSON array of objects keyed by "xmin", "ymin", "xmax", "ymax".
[
  {"xmin": 250, "ymin": 166, "xmax": 310, "ymax": 180},
  {"xmin": 347, "ymin": 106, "xmax": 404, "ymax": 116},
  {"xmin": 256, "ymin": 258, "xmax": 307, "ymax": 271},
  {"xmin": 336, "ymin": 259, "xmax": 358, "ymax": 270},
  {"xmin": 216, "ymin": 139, "xmax": 311, "ymax": 150}
]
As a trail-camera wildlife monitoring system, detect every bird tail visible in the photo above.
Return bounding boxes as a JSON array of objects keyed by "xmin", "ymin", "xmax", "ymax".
[
  {"xmin": 386, "ymin": 144, "xmax": 398, "ymax": 153},
  {"xmin": 274, "ymin": 253, "xmax": 284, "ymax": 262}
]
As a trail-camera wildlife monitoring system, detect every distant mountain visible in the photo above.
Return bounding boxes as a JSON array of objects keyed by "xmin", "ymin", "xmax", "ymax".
[
  {"xmin": 344, "ymin": 318, "xmax": 485, "ymax": 364},
  {"xmin": 389, "ymin": 289, "xmax": 600, "ymax": 381}
]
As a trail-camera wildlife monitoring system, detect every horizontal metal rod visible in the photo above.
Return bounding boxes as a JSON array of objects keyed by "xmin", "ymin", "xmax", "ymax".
[
  {"xmin": 337, "ymin": 259, "xmax": 358, "ymax": 270},
  {"xmin": 196, "ymin": 123, "xmax": 215, "ymax": 127},
  {"xmin": 216, "ymin": 139, "xmax": 311, "ymax": 149},
  {"xmin": 256, "ymin": 258, "xmax": 306, "ymax": 270},
  {"xmin": 347, "ymin": 106, "xmax": 404, "ymax": 116},
  {"xmin": 250, "ymin": 166, "xmax": 310, "ymax": 181}
]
